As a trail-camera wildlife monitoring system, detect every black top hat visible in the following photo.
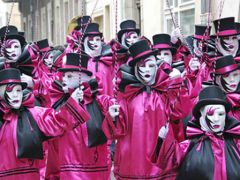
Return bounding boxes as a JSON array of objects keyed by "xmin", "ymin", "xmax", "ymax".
[
  {"xmin": 235, "ymin": 22, "xmax": 240, "ymax": 34},
  {"xmin": 152, "ymin": 34, "xmax": 177, "ymax": 55},
  {"xmin": 193, "ymin": 85, "xmax": 231, "ymax": 119},
  {"xmin": 0, "ymin": 25, "xmax": 26, "ymax": 46},
  {"xmin": 74, "ymin": 16, "xmax": 92, "ymax": 31},
  {"xmin": 128, "ymin": 39, "xmax": 158, "ymax": 66},
  {"xmin": 83, "ymin": 23, "xmax": 102, "ymax": 39},
  {"xmin": 18, "ymin": 31, "xmax": 25, "ymax": 37},
  {"xmin": 36, "ymin": 39, "xmax": 51, "ymax": 52},
  {"xmin": 193, "ymin": 25, "xmax": 211, "ymax": 40},
  {"xmin": 213, "ymin": 55, "xmax": 239, "ymax": 75},
  {"xmin": 0, "ymin": 68, "xmax": 27, "ymax": 89},
  {"xmin": 117, "ymin": 20, "xmax": 140, "ymax": 41},
  {"xmin": 212, "ymin": 17, "xmax": 239, "ymax": 37},
  {"xmin": 58, "ymin": 53, "xmax": 92, "ymax": 76}
]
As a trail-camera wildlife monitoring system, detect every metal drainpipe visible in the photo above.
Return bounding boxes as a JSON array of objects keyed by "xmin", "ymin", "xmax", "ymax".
[
  {"xmin": 30, "ymin": 0, "xmax": 34, "ymax": 41},
  {"xmin": 136, "ymin": 0, "xmax": 141, "ymax": 31}
]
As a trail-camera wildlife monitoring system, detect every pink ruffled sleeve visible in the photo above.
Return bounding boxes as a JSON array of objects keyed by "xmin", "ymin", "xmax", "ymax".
[
  {"xmin": 102, "ymin": 98, "xmax": 127, "ymax": 139},
  {"xmin": 32, "ymin": 97, "xmax": 90, "ymax": 137},
  {"xmin": 151, "ymin": 132, "xmax": 190, "ymax": 172}
]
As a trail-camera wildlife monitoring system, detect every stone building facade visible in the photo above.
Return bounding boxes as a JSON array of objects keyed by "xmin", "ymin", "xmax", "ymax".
[{"xmin": 2, "ymin": 0, "xmax": 240, "ymax": 46}]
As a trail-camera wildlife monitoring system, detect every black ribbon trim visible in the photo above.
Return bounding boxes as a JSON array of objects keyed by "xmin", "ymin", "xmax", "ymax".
[
  {"xmin": 86, "ymin": 99, "xmax": 107, "ymax": 147},
  {"xmin": 52, "ymin": 81, "xmax": 70, "ymax": 110},
  {"xmin": 17, "ymin": 108, "xmax": 48, "ymax": 159},
  {"xmin": 52, "ymin": 93, "xmax": 70, "ymax": 110},
  {"xmin": 94, "ymin": 56, "xmax": 101, "ymax": 72}
]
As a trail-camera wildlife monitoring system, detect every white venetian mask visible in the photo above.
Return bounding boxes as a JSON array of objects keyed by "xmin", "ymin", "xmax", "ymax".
[
  {"xmin": 121, "ymin": 31, "xmax": 139, "ymax": 47},
  {"xmin": 0, "ymin": 84, "xmax": 23, "ymax": 109},
  {"xmin": 62, "ymin": 71, "xmax": 80, "ymax": 92},
  {"xmin": 5, "ymin": 39, "xmax": 22, "ymax": 62},
  {"xmin": 83, "ymin": 35, "xmax": 102, "ymax": 57},
  {"xmin": 216, "ymin": 36, "xmax": 239, "ymax": 57},
  {"xmin": 44, "ymin": 52, "xmax": 54, "ymax": 69},
  {"xmin": 134, "ymin": 55, "xmax": 157, "ymax": 85},
  {"xmin": 193, "ymin": 39, "xmax": 203, "ymax": 57},
  {"xmin": 200, "ymin": 104, "xmax": 226, "ymax": 134},
  {"xmin": 215, "ymin": 70, "xmax": 240, "ymax": 93},
  {"xmin": 156, "ymin": 49, "xmax": 173, "ymax": 65}
]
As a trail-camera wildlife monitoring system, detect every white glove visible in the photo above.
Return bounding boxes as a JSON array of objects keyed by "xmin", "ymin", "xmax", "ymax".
[
  {"xmin": 112, "ymin": 77, "xmax": 116, "ymax": 86},
  {"xmin": 21, "ymin": 73, "xmax": 34, "ymax": 88},
  {"xmin": 169, "ymin": 68, "xmax": 181, "ymax": 79},
  {"xmin": 158, "ymin": 123, "xmax": 169, "ymax": 139},
  {"xmin": 71, "ymin": 87, "xmax": 84, "ymax": 103},
  {"xmin": 108, "ymin": 104, "xmax": 120, "ymax": 121},
  {"xmin": 189, "ymin": 57, "xmax": 200, "ymax": 71},
  {"xmin": 171, "ymin": 28, "xmax": 181, "ymax": 44}
]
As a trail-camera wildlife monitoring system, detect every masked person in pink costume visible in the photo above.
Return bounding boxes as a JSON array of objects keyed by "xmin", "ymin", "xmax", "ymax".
[
  {"xmin": 34, "ymin": 39, "xmax": 64, "ymax": 107},
  {"xmin": 152, "ymin": 33, "xmax": 182, "ymax": 77},
  {"xmin": 110, "ymin": 20, "xmax": 142, "ymax": 72},
  {"xmin": 152, "ymin": 85, "xmax": 240, "ymax": 180},
  {"xmin": 46, "ymin": 53, "xmax": 115, "ymax": 180},
  {"xmin": 212, "ymin": 55, "xmax": 240, "ymax": 120},
  {"xmin": 82, "ymin": 23, "xmax": 114, "ymax": 96},
  {"xmin": 65, "ymin": 15, "xmax": 92, "ymax": 54},
  {"xmin": 213, "ymin": 17, "xmax": 240, "ymax": 58},
  {"xmin": 102, "ymin": 40, "xmax": 190, "ymax": 179},
  {"xmin": 0, "ymin": 68, "xmax": 89, "ymax": 180},
  {"xmin": 0, "ymin": 25, "xmax": 40, "ymax": 77}
]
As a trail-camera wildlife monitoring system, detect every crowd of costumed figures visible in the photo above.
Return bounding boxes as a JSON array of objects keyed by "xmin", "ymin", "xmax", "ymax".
[{"xmin": 1, "ymin": 6, "xmax": 240, "ymax": 180}]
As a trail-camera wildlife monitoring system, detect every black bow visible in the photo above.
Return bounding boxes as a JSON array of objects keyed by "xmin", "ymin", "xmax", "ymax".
[{"xmin": 17, "ymin": 108, "xmax": 48, "ymax": 159}]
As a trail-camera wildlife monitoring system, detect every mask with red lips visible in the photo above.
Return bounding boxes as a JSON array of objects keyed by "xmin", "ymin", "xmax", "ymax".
[
  {"xmin": 83, "ymin": 35, "xmax": 102, "ymax": 57},
  {"xmin": 200, "ymin": 104, "xmax": 226, "ymax": 134},
  {"xmin": 134, "ymin": 55, "xmax": 157, "ymax": 86},
  {"xmin": 4, "ymin": 39, "xmax": 22, "ymax": 62},
  {"xmin": 0, "ymin": 84, "xmax": 23, "ymax": 109},
  {"xmin": 216, "ymin": 35, "xmax": 239, "ymax": 57},
  {"xmin": 215, "ymin": 69, "xmax": 240, "ymax": 93}
]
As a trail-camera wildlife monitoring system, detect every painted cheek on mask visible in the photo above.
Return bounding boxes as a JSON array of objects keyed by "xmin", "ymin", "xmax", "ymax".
[
  {"xmin": 204, "ymin": 105, "xmax": 226, "ymax": 133},
  {"xmin": 223, "ymin": 70, "xmax": 240, "ymax": 92},
  {"xmin": 62, "ymin": 72, "xmax": 80, "ymax": 91},
  {"xmin": 137, "ymin": 57, "xmax": 157, "ymax": 84},
  {"xmin": 157, "ymin": 50, "xmax": 172, "ymax": 65},
  {"xmin": 6, "ymin": 84, "xmax": 23, "ymax": 109}
]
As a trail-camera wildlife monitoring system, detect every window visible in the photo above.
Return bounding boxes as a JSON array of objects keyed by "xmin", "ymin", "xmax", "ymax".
[
  {"xmin": 166, "ymin": 0, "xmax": 173, "ymax": 7},
  {"xmin": 164, "ymin": 0, "xmax": 195, "ymax": 35},
  {"xmin": 181, "ymin": 0, "xmax": 192, "ymax": 3},
  {"xmin": 180, "ymin": 9, "xmax": 195, "ymax": 35},
  {"xmin": 174, "ymin": 0, "xmax": 178, "ymax": 7},
  {"xmin": 201, "ymin": 0, "xmax": 210, "ymax": 14},
  {"xmin": 166, "ymin": 12, "xmax": 178, "ymax": 33}
]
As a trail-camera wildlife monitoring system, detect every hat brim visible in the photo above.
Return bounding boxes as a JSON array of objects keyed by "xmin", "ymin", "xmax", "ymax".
[
  {"xmin": 192, "ymin": 98, "xmax": 231, "ymax": 119},
  {"xmin": 211, "ymin": 64, "xmax": 240, "ymax": 78},
  {"xmin": 156, "ymin": 47, "xmax": 177, "ymax": 55},
  {"xmin": 3, "ymin": 34, "xmax": 26, "ymax": 47},
  {"xmin": 129, "ymin": 49, "xmax": 158, "ymax": 66},
  {"xmin": 117, "ymin": 29, "xmax": 140, "ymax": 41},
  {"xmin": 192, "ymin": 36, "xmax": 210, "ymax": 41},
  {"xmin": 58, "ymin": 68, "xmax": 92, "ymax": 76},
  {"xmin": 83, "ymin": 32, "xmax": 103, "ymax": 40},
  {"xmin": 210, "ymin": 32, "xmax": 240, "ymax": 38},
  {"xmin": 0, "ymin": 82, "xmax": 27, "ymax": 90}
]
